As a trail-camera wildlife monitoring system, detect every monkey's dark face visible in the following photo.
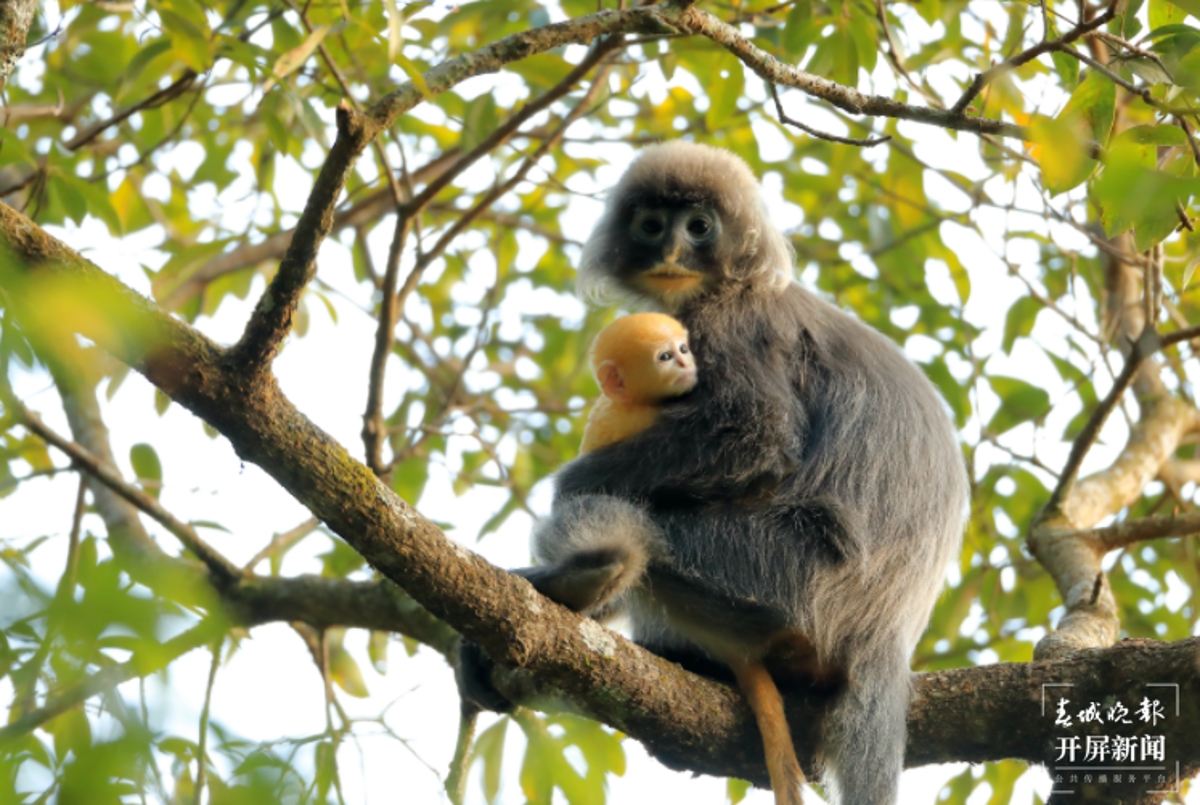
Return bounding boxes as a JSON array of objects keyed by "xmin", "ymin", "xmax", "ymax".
[
  {"xmin": 614, "ymin": 196, "xmax": 733, "ymax": 309},
  {"xmin": 576, "ymin": 143, "xmax": 794, "ymax": 312}
]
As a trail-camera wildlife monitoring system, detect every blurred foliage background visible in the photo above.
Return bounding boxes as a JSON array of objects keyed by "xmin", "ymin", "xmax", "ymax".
[{"xmin": 2, "ymin": 0, "xmax": 1200, "ymax": 802}]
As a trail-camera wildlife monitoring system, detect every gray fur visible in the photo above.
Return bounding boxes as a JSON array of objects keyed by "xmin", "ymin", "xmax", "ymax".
[
  {"xmin": 530, "ymin": 495, "xmax": 667, "ymax": 620},
  {"xmin": 462, "ymin": 143, "xmax": 967, "ymax": 805}
]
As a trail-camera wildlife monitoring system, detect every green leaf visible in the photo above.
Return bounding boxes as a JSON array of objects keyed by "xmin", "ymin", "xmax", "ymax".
[
  {"xmin": 706, "ymin": 51, "xmax": 745, "ymax": 131},
  {"xmin": 923, "ymin": 357, "xmax": 971, "ymax": 427},
  {"xmin": 153, "ymin": 5, "xmax": 213, "ymax": 72},
  {"xmin": 1126, "ymin": 56, "xmax": 1173, "ymax": 84},
  {"xmin": 849, "ymin": 16, "xmax": 878, "ymax": 74},
  {"xmin": 130, "ymin": 443, "xmax": 163, "ymax": 499},
  {"xmin": 461, "ymin": 94, "xmax": 499, "ymax": 152},
  {"xmin": 1166, "ymin": 0, "xmax": 1200, "ymax": 19},
  {"xmin": 1032, "ymin": 71, "xmax": 1114, "ymax": 194},
  {"xmin": 328, "ymin": 631, "xmax": 369, "ymax": 698},
  {"xmin": 1122, "ymin": 0, "xmax": 1146, "ymax": 36},
  {"xmin": 727, "ymin": 778, "xmax": 753, "ymax": 804},
  {"xmin": 314, "ymin": 740, "xmax": 338, "ymax": 800},
  {"xmin": 264, "ymin": 25, "xmax": 330, "ymax": 92},
  {"xmin": 1150, "ymin": 0, "xmax": 1190, "ymax": 30},
  {"xmin": 508, "ymin": 53, "xmax": 577, "ymax": 91},
  {"xmin": 1095, "ymin": 131, "xmax": 1200, "ymax": 249},
  {"xmin": 782, "ymin": 1, "xmax": 817, "ymax": 54},
  {"xmin": 391, "ymin": 454, "xmax": 430, "ymax": 504},
  {"xmin": 1174, "ymin": 46, "xmax": 1200, "ymax": 87},
  {"xmin": 1002, "ymin": 295, "xmax": 1043, "ymax": 354},
  {"xmin": 1051, "ymin": 51, "xmax": 1079, "ymax": 88},
  {"xmin": 474, "ymin": 718, "xmax": 509, "ymax": 803},
  {"xmin": 50, "ymin": 708, "xmax": 92, "ymax": 758},
  {"xmin": 986, "ymin": 375, "xmax": 1051, "ymax": 435},
  {"xmin": 319, "ymin": 536, "xmax": 367, "ymax": 578},
  {"xmin": 368, "ymin": 630, "xmax": 388, "ymax": 674}
]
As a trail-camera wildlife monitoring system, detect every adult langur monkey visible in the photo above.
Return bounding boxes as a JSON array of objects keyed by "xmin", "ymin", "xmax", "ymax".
[{"xmin": 459, "ymin": 142, "xmax": 968, "ymax": 805}]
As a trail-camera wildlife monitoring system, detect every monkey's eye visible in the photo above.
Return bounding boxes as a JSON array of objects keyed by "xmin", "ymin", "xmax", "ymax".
[
  {"xmin": 658, "ymin": 350, "xmax": 673, "ymax": 362},
  {"xmin": 631, "ymin": 210, "xmax": 667, "ymax": 243},
  {"xmin": 684, "ymin": 212, "xmax": 719, "ymax": 244},
  {"xmin": 679, "ymin": 343, "xmax": 690, "ymax": 355}
]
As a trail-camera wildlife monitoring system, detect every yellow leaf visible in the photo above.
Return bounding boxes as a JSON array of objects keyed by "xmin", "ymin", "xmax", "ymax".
[{"xmin": 263, "ymin": 26, "xmax": 329, "ymax": 92}]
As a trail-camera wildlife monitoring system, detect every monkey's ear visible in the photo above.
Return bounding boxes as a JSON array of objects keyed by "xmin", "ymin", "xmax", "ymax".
[{"xmin": 596, "ymin": 360, "xmax": 631, "ymax": 403}]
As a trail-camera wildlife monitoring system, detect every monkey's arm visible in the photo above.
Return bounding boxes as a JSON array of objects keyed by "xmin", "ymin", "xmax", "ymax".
[{"xmin": 559, "ymin": 396, "xmax": 796, "ymax": 503}]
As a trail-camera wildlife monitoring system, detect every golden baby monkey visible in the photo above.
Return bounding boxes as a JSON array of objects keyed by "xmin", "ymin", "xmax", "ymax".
[{"xmin": 581, "ymin": 313, "xmax": 697, "ymax": 453}]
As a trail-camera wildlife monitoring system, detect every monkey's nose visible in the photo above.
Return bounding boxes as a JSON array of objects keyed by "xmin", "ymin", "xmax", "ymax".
[{"xmin": 663, "ymin": 235, "xmax": 683, "ymax": 263}]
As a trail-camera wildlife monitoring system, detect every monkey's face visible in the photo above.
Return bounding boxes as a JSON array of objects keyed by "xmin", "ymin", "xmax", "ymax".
[
  {"xmin": 613, "ymin": 197, "xmax": 735, "ymax": 311},
  {"xmin": 626, "ymin": 332, "xmax": 696, "ymax": 403},
  {"xmin": 576, "ymin": 143, "xmax": 794, "ymax": 310}
]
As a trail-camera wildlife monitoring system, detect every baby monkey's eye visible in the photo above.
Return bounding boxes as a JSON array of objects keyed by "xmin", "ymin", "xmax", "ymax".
[
  {"xmin": 658, "ymin": 350, "xmax": 673, "ymax": 362},
  {"xmin": 679, "ymin": 343, "xmax": 690, "ymax": 354}
]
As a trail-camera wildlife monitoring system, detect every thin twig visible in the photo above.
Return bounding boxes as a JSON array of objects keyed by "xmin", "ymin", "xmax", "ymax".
[
  {"xmin": 1046, "ymin": 327, "xmax": 1163, "ymax": 512},
  {"xmin": 64, "ymin": 71, "xmax": 198, "ymax": 151},
  {"xmin": 11, "ymin": 477, "xmax": 88, "ymax": 714},
  {"xmin": 769, "ymin": 84, "xmax": 891, "ymax": 147},
  {"xmin": 16, "ymin": 402, "xmax": 243, "ymax": 583},
  {"xmin": 392, "ymin": 59, "xmax": 616, "ymax": 324},
  {"xmin": 949, "ymin": 6, "xmax": 1115, "ymax": 116},
  {"xmin": 1177, "ymin": 116, "xmax": 1200, "ymax": 170},
  {"xmin": 243, "ymin": 516, "xmax": 320, "ymax": 571},
  {"xmin": 1177, "ymin": 201, "xmax": 1195, "ymax": 232},
  {"xmin": 193, "ymin": 641, "xmax": 223, "ymax": 805},
  {"xmin": 1087, "ymin": 29, "xmax": 1168, "ymax": 69},
  {"xmin": 0, "ymin": 620, "xmax": 222, "ymax": 746},
  {"xmin": 362, "ymin": 37, "xmax": 623, "ymax": 472},
  {"xmin": 872, "ymin": 0, "xmax": 944, "ymax": 109},
  {"xmin": 1057, "ymin": 43, "xmax": 1149, "ymax": 105},
  {"xmin": 445, "ymin": 704, "xmax": 479, "ymax": 805}
]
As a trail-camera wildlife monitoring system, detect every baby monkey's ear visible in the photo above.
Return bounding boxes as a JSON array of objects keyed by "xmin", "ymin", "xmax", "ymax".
[{"xmin": 596, "ymin": 360, "xmax": 630, "ymax": 403}]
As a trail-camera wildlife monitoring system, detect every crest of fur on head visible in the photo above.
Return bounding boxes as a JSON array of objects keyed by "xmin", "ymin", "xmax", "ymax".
[{"xmin": 576, "ymin": 141, "xmax": 794, "ymax": 307}]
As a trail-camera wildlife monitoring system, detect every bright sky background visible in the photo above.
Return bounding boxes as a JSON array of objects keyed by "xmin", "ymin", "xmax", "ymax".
[{"xmin": 3, "ymin": 1, "xmax": 1199, "ymax": 803}]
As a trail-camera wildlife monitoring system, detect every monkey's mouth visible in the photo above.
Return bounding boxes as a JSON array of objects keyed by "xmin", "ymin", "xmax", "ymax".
[{"xmin": 640, "ymin": 264, "xmax": 703, "ymax": 293}]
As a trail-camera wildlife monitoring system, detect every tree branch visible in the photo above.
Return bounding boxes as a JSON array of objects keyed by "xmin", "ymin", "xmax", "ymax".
[
  {"xmin": 1029, "ymin": 325, "xmax": 1200, "ymax": 659},
  {"xmin": 12, "ymin": 398, "xmax": 243, "ymax": 583},
  {"xmin": 1058, "ymin": 511, "xmax": 1200, "ymax": 549},
  {"xmin": 677, "ymin": 4, "xmax": 1034, "ymax": 141},
  {"xmin": 950, "ymin": 6, "xmax": 1116, "ymax": 116}
]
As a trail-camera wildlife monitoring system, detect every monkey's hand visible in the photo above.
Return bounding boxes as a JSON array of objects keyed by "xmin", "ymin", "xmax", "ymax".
[{"xmin": 555, "ymin": 410, "xmax": 795, "ymax": 505}]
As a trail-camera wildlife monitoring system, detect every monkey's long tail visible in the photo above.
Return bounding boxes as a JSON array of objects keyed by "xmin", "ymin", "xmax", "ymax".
[{"xmin": 731, "ymin": 659, "xmax": 805, "ymax": 805}]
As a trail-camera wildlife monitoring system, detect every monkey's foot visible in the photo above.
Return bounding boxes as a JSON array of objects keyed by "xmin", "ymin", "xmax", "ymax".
[{"xmin": 455, "ymin": 639, "xmax": 515, "ymax": 714}]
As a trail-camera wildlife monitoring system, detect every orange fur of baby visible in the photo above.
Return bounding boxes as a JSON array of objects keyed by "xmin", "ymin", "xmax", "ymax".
[{"xmin": 581, "ymin": 313, "xmax": 696, "ymax": 453}]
